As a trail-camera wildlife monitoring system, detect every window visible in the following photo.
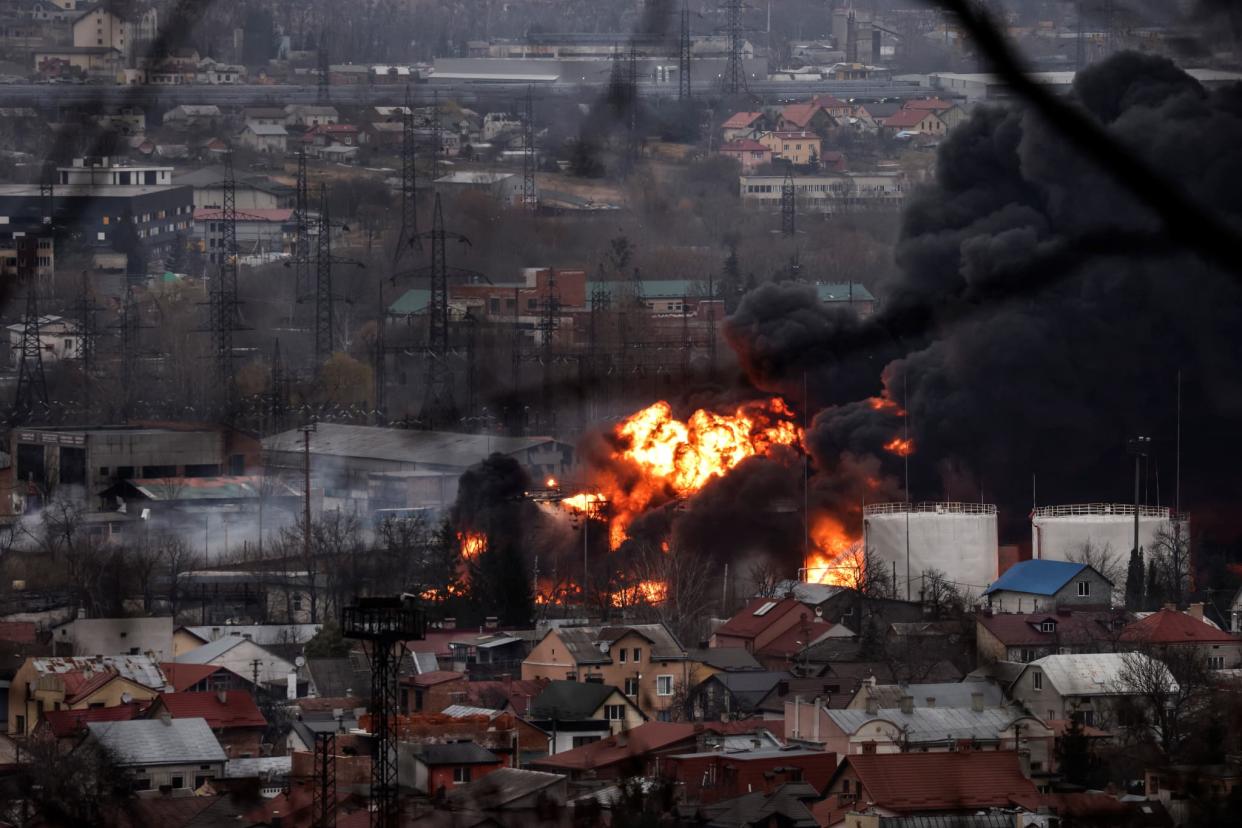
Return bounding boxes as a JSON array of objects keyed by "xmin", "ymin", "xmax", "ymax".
[
  {"xmin": 171, "ymin": 776, "xmax": 184, "ymax": 789},
  {"xmin": 633, "ymin": 648, "xmax": 641, "ymax": 663},
  {"xmin": 101, "ymin": 216, "xmax": 109, "ymax": 225},
  {"xmin": 604, "ymin": 704, "xmax": 626, "ymax": 721},
  {"xmin": 452, "ymin": 766, "xmax": 469, "ymax": 784},
  {"xmin": 99, "ymin": 467, "xmax": 108, "ymax": 476},
  {"xmin": 293, "ymin": 595, "xmax": 303, "ymax": 612},
  {"xmin": 1077, "ymin": 581, "xmax": 1091, "ymax": 597},
  {"xmin": 15, "ymin": 715, "xmax": 24, "ymax": 734},
  {"xmin": 656, "ymin": 675, "xmax": 674, "ymax": 696},
  {"xmin": 1209, "ymin": 655, "xmax": 1224, "ymax": 670},
  {"xmin": 572, "ymin": 735, "xmax": 600, "ymax": 748},
  {"xmin": 1032, "ymin": 671, "xmax": 1043, "ymax": 691},
  {"xmin": 625, "ymin": 677, "xmax": 639, "ymax": 696},
  {"xmin": 1040, "ymin": 621, "xmax": 1055, "ymax": 633},
  {"xmin": 619, "ymin": 648, "xmax": 626, "ymax": 663}
]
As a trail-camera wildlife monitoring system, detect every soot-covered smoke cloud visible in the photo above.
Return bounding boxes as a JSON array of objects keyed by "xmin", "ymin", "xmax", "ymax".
[{"xmin": 728, "ymin": 53, "xmax": 1242, "ymax": 541}]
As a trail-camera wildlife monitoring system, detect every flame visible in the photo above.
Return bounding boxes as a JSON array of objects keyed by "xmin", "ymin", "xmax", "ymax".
[
  {"xmin": 457, "ymin": 531, "xmax": 487, "ymax": 560},
  {"xmin": 869, "ymin": 396, "xmax": 900, "ymax": 413},
  {"xmin": 610, "ymin": 579, "xmax": 669, "ymax": 607},
  {"xmin": 546, "ymin": 477, "xmax": 558, "ymax": 488},
  {"xmin": 563, "ymin": 492, "xmax": 607, "ymax": 512},
  {"xmin": 805, "ymin": 515, "xmax": 865, "ymax": 588},
  {"xmin": 585, "ymin": 398, "xmax": 803, "ymax": 547},
  {"xmin": 884, "ymin": 437, "xmax": 915, "ymax": 457}
]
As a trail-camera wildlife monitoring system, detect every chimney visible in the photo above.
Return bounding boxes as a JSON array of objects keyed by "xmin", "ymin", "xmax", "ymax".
[
  {"xmin": 485, "ymin": 616, "xmax": 499, "ymax": 629},
  {"xmin": 1188, "ymin": 602, "xmax": 1204, "ymax": 620},
  {"xmin": 924, "ymin": 697, "xmax": 935, "ymax": 709},
  {"xmin": 971, "ymin": 692, "xmax": 984, "ymax": 713},
  {"xmin": 898, "ymin": 695, "xmax": 913, "ymax": 715},
  {"xmin": 1162, "ymin": 603, "xmax": 1176, "ymax": 613},
  {"xmin": 864, "ymin": 695, "xmax": 878, "ymax": 716},
  {"xmin": 217, "ymin": 690, "xmax": 228, "ymax": 704},
  {"xmin": 159, "ymin": 711, "xmax": 172, "ymax": 726}
]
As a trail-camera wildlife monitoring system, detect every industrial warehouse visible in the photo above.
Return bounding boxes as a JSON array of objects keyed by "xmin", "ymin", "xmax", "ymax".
[{"xmin": 0, "ymin": 1, "xmax": 1240, "ymax": 827}]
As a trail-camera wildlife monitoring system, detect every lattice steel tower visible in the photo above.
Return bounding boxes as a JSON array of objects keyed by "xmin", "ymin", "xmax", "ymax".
[
  {"xmin": 721, "ymin": 0, "xmax": 747, "ymax": 95},
  {"xmin": 780, "ymin": 162, "xmax": 797, "ymax": 237},
  {"xmin": 314, "ymin": 183, "xmax": 334, "ymax": 368},
  {"xmin": 396, "ymin": 88, "xmax": 420, "ymax": 260},
  {"xmin": 9, "ymin": 238, "xmax": 49, "ymax": 426},
  {"xmin": 207, "ymin": 152, "xmax": 242, "ymax": 417},
  {"xmin": 521, "ymin": 86, "xmax": 537, "ymax": 210},
  {"xmin": 679, "ymin": 1, "xmax": 693, "ymax": 100},
  {"xmin": 419, "ymin": 194, "xmax": 462, "ymax": 428}
]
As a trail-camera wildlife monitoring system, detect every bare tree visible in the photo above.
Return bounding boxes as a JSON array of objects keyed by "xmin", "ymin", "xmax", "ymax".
[
  {"xmin": 747, "ymin": 558, "xmax": 785, "ymax": 600},
  {"xmin": 628, "ymin": 541, "xmax": 720, "ymax": 647},
  {"xmin": 1148, "ymin": 524, "xmax": 1191, "ymax": 608},
  {"xmin": 1067, "ymin": 539, "xmax": 1124, "ymax": 597},
  {"xmin": 1114, "ymin": 646, "xmax": 1211, "ymax": 759}
]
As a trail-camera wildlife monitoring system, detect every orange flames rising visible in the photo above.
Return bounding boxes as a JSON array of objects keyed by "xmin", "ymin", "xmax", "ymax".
[
  {"xmin": 805, "ymin": 515, "xmax": 865, "ymax": 588},
  {"xmin": 594, "ymin": 398, "xmax": 804, "ymax": 547},
  {"xmin": 457, "ymin": 531, "xmax": 487, "ymax": 560},
  {"xmin": 610, "ymin": 579, "xmax": 669, "ymax": 608},
  {"xmin": 884, "ymin": 437, "xmax": 915, "ymax": 457}
]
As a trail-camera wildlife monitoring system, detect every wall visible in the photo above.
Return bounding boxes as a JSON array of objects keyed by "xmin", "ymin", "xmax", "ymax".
[
  {"xmin": 131, "ymin": 760, "xmax": 224, "ymax": 793},
  {"xmin": 424, "ymin": 760, "xmax": 503, "ymax": 795},
  {"xmin": 9, "ymin": 666, "xmax": 160, "ymax": 735},
  {"xmin": 193, "ymin": 639, "xmax": 294, "ymax": 687}
]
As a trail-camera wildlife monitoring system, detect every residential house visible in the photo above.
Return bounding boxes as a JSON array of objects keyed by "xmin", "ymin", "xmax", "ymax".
[
  {"xmin": 459, "ymin": 676, "xmax": 547, "ymax": 716},
  {"xmin": 528, "ymin": 680, "xmax": 645, "ymax": 736},
  {"xmin": 877, "ymin": 108, "xmax": 946, "ymax": 136},
  {"xmin": 687, "ymin": 671, "xmax": 791, "ymax": 721},
  {"xmin": 816, "ymin": 752, "xmax": 1041, "ymax": 827},
  {"xmin": 85, "ymin": 717, "xmax": 228, "ymax": 793},
  {"xmin": 710, "ymin": 596, "xmax": 833, "ymax": 669},
  {"xmin": 51, "ymin": 616, "xmax": 174, "ymax": 660},
  {"xmin": 242, "ymin": 108, "xmax": 287, "ymax": 128},
  {"xmin": 402, "ymin": 742, "xmax": 504, "ymax": 794},
  {"xmin": 71, "ymin": 3, "xmax": 157, "ymax": 66},
  {"xmin": 754, "ymin": 676, "xmax": 855, "ymax": 721},
  {"xmin": 239, "ymin": 123, "xmax": 288, "ymax": 154},
  {"xmin": 447, "ymin": 631, "xmax": 529, "ymax": 678},
  {"xmin": 811, "ymin": 94, "xmax": 854, "ymax": 121},
  {"xmin": 8, "ymin": 654, "xmax": 168, "ymax": 736},
  {"xmin": 844, "ymin": 680, "xmax": 1005, "ymax": 711},
  {"xmin": 721, "ymin": 111, "xmax": 767, "ymax": 142},
  {"xmin": 363, "ymin": 120, "xmax": 404, "ymax": 149},
  {"xmin": 903, "ymin": 97, "xmax": 969, "ymax": 129},
  {"xmin": 686, "ymin": 647, "xmax": 763, "ymax": 675},
  {"xmin": 758, "ymin": 130, "xmax": 824, "ymax": 167},
  {"xmin": 401, "ymin": 670, "xmax": 467, "ymax": 713},
  {"xmin": 303, "ymin": 123, "xmax": 359, "ymax": 148},
  {"xmin": 196, "ymin": 57, "xmax": 242, "ymax": 84},
  {"xmin": 983, "ymin": 559, "xmax": 1114, "ymax": 612},
  {"xmin": 162, "ymin": 104, "xmax": 222, "ymax": 129},
  {"xmin": 976, "ymin": 608, "xmax": 1128, "ymax": 664},
  {"xmin": 661, "ymin": 747, "xmax": 837, "ymax": 804},
  {"xmin": 777, "ymin": 101, "xmax": 838, "ymax": 134},
  {"xmin": 719, "ymin": 139, "xmax": 773, "ymax": 173},
  {"xmin": 793, "ymin": 695, "xmax": 1054, "ymax": 774},
  {"xmin": 692, "ymin": 782, "xmax": 823, "ymax": 826},
  {"xmin": 147, "ymin": 690, "xmax": 267, "ymax": 758},
  {"xmin": 434, "ymin": 707, "xmax": 550, "ymax": 761},
  {"xmin": 173, "ymin": 635, "xmax": 297, "ymax": 694},
  {"xmin": 1120, "ymin": 606, "xmax": 1242, "ymax": 670},
  {"xmin": 284, "ymin": 105, "xmax": 340, "ymax": 127},
  {"xmin": 36, "ymin": 702, "xmax": 144, "ymax": 743},
  {"xmin": 521, "ymin": 623, "xmax": 690, "ymax": 720},
  {"xmin": 1230, "ymin": 586, "xmax": 1242, "ymax": 633},
  {"xmin": 1009, "ymin": 652, "xmax": 1178, "ymax": 727},
  {"xmin": 444, "ymin": 767, "xmax": 568, "ymax": 812},
  {"xmin": 529, "ymin": 720, "xmax": 748, "ymax": 781},
  {"xmin": 160, "ymin": 663, "xmax": 252, "ymax": 694},
  {"xmin": 174, "ymin": 624, "xmax": 322, "ymax": 659}
]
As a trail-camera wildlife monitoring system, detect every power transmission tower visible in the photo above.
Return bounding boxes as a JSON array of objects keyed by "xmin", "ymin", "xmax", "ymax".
[
  {"xmin": 314, "ymin": 184, "xmax": 334, "ymax": 368},
  {"xmin": 626, "ymin": 44, "xmax": 641, "ymax": 171},
  {"xmin": 427, "ymin": 92, "xmax": 443, "ymax": 184},
  {"xmin": 342, "ymin": 597, "xmax": 424, "ymax": 828},
  {"xmin": 373, "ymin": 283, "xmax": 387, "ymax": 425},
  {"xmin": 396, "ymin": 89, "xmax": 420, "ymax": 260},
  {"xmin": 10, "ymin": 238, "xmax": 49, "ymax": 426},
  {"xmin": 521, "ymin": 86, "xmax": 537, "ymax": 211},
  {"xmin": 539, "ymin": 269, "xmax": 560, "ymax": 432},
  {"xmin": 269, "ymin": 338, "xmax": 290, "ymax": 434},
  {"xmin": 720, "ymin": 0, "xmax": 748, "ymax": 95},
  {"xmin": 679, "ymin": 1, "xmax": 693, "ymax": 101},
  {"xmin": 706, "ymin": 270, "xmax": 718, "ymax": 379},
  {"xmin": 317, "ymin": 33, "xmax": 330, "ymax": 104},
  {"xmin": 414, "ymin": 193, "xmax": 468, "ymax": 428},
  {"xmin": 203, "ymin": 151, "xmax": 243, "ymax": 419},
  {"xmin": 294, "ymin": 147, "xmax": 312, "ymax": 297},
  {"xmin": 116, "ymin": 283, "xmax": 149, "ymax": 422},
  {"xmin": 312, "ymin": 731, "xmax": 337, "ymax": 828},
  {"xmin": 74, "ymin": 268, "xmax": 99, "ymax": 416},
  {"xmin": 780, "ymin": 162, "xmax": 797, "ymax": 237}
]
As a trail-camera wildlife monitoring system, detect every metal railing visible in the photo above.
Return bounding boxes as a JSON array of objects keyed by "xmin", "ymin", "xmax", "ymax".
[
  {"xmin": 863, "ymin": 501, "xmax": 997, "ymax": 516},
  {"xmin": 1032, "ymin": 503, "xmax": 1171, "ymax": 519}
]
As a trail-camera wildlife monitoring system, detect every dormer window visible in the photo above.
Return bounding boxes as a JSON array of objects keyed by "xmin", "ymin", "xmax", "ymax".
[{"xmin": 1040, "ymin": 621, "xmax": 1055, "ymax": 633}]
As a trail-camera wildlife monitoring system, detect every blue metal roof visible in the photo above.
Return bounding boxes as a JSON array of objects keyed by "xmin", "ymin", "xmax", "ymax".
[{"xmin": 983, "ymin": 559, "xmax": 1087, "ymax": 596}]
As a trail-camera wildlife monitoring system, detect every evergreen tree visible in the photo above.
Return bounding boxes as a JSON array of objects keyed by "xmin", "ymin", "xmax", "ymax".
[
  {"xmin": 1125, "ymin": 548, "xmax": 1145, "ymax": 609},
  {"xmin": 721, "ymin": 244, "xmax": 742, "ymax": 312},
  {"xmin": 1146, "ymin": 557, "xmax": 1166, "ymax": 610},
  {"xmin": 305, "ymin": 620, "xmax": 350, "ymax": 658},
  {"xmin": 1056, "ymin": 715, "xmax": 1092, "ymax": 787}
]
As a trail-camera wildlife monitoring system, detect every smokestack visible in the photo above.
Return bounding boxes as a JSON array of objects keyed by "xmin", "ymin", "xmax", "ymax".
[
  {"xmin": 971, "ymin": 692, "xmax": 984, "ymax": 713},
  {"xmin": 898, "ymin": 695, "xmax": 913, "ymax": 715}
]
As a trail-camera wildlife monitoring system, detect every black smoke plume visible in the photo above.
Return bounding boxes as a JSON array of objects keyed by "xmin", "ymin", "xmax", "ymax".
[{"xmin": 729, "ymin": 53, "xmax": 1242, "ymax": 542}]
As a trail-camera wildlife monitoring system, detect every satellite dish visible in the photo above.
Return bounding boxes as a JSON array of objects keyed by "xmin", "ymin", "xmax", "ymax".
[
  {"xmin": 295, "ymin": 655, "xmax": 306, "ymax": 668},
  {"xmin": 121, "ymin": 692, "xmax": 133, "ymax": 704}
]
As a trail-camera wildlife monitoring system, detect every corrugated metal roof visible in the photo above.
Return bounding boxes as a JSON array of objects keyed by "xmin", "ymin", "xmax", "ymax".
[
  {"xmin": 1022, "ymin": 652, "xmax": 1178, "ymax": 696},
  {"xmin": 983, "ymin": 559, "xmax": 1088, "ymax": 596},
  {"xmin": 183, "ymin": 624, "xmax": 321, "ymax": 646},
  {"xmin": 87, "ymin": 718, "xmax": 228, "ymax": 766},
  {"xmin": 441, "ymin": 704, "xmax": 504, "ymax": 719},
  {"xmin": 262, "ymin": 422, "xmax": 564, "ymax": 469},
  {"xmin": 119, "ymin": 476, "xmax": 299, "ymax": 502},
  {"xmin": 859, "ymin": 682, "xmax": 1004, "ymax": 710},
  {"xmin": 825, "ymin": 705, "xmax": 1035, "ymax": 743},
  {"xmin": 31, "ymin": 655, "xmax": 167, "ymax": 691}
]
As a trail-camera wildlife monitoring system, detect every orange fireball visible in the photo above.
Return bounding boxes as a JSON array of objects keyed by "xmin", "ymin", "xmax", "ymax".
[
  {"xmin": 610, "ymin": 579, "xmax": 669, "ymax": 607},
  {"xmin": 884, "ymin": 437, "xmax": 915, "ymax": 457},
  {"xmin": 457, "ymin": 531, "xmax": 486, "ymax": 560},
  {"xmin": 805, "ymin": 515, "xmax": 865, "ymax": 588}
]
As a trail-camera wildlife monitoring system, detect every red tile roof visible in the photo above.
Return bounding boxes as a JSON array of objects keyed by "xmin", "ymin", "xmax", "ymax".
[
  {"xmin": 62, "ymin": 667, "xmax": 122, "ymax": 704},
  {"xmin": 756, "ymin": 618, "xmax": 834, "ymax": 661},
  {"xmin": 530, "ymin": 722, "xmax": 703, "ymax": 772},
  {"xmin": 42, "ymin": 703, "xmax": 143, "ymax": 738},
  {"xmin": 160, "ymin": 662, "xmax": 223, "ymax": 692},
  {"xmin": 836, "ymin": 751, "xmax": 1040, "ymax": 812},
  {"xmin": 0, "ymin": 621, "xmax": 37, "ymax": 644},
  {"xmin": 780, "ymin": 102, "xmax": 826, "ymax": 128},
  {"xmin": 720, "ymin": 139, "xmax": 771, "ymax": 153},
  {"xmin": 405, "ymin": 670, "xmax": 465, "ymax": 687},
  {"xmin": 722, "ymin": 111, "xmax": 764, "ymax": 129},
  {"xmin": 154, "ymin": 690, "xmax": 267, "ymax": 729},
  {"xmin": 977, "ymin": 610, "xmax": 1121, "ymax": 647},
  {"xmin": 881, "ymin": 109, "xmax": 939, "ymax": 129},
  {"xmin": 813, "ymin": 94, "xmax": 850, "ymax": 110},
  {"xmin": 1121, "ymin": 608, "xmax": 1237, "ymax": 644},
  {"xmin": 714, "ymin": 597, "xmax": 803, "ymax": 640},
  {"xmin": 903, "ymin": 97, "xmax": 956, "ymax": 111}
]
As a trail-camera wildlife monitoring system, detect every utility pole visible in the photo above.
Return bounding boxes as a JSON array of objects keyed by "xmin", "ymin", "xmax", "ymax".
[
  {"xmin": 521, "ymin": 86, "xmax": 538, "ymax": 211},
  {"xmin": 678, "ymin": 0, "xmax": 693, "ymax": 101},
  {"xmin": 1127, "ymin": 435, "xmax": 1151, "ymax": 566},
  {"xmin": 10, "ymin": 237, "xmax": 49, "ymax": 426},
  {"xmin": 373, "ymin": 283, "xmax": 387, "ymax": 425},
  {"xmin": 75, "ymin": 268, "xmax": 99, "ymax": 416},
  {"xmin": 317, "ymin": 32, "xmax": 330, "ymax": 104}
]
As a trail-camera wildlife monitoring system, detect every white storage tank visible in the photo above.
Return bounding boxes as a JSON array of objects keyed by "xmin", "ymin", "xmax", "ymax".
[
  {"xmin": 1031, "ymin": 503, "xmax": 1183, "ymax": 568},
  {"xmin": 863, "ymin": 502, "xmax": 999, "ymax": 599}
]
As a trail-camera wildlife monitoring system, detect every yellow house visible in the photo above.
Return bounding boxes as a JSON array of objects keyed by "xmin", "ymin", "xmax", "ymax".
[
  {"xmin": 521, "ymin": 624, "xmax": 692, "ymax": 721},
  {"xmin": 8, "ymin": 655, "xmax": 168, "ymax": 736},
  {"xmin": 758, "ymin": 131, "xmax": 824, "ymax": 166}
]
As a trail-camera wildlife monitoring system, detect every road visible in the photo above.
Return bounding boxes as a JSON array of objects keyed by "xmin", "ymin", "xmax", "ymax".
[{"xmin": 0, "ymin": 79, "xmax": 928, "ymax": 110}]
